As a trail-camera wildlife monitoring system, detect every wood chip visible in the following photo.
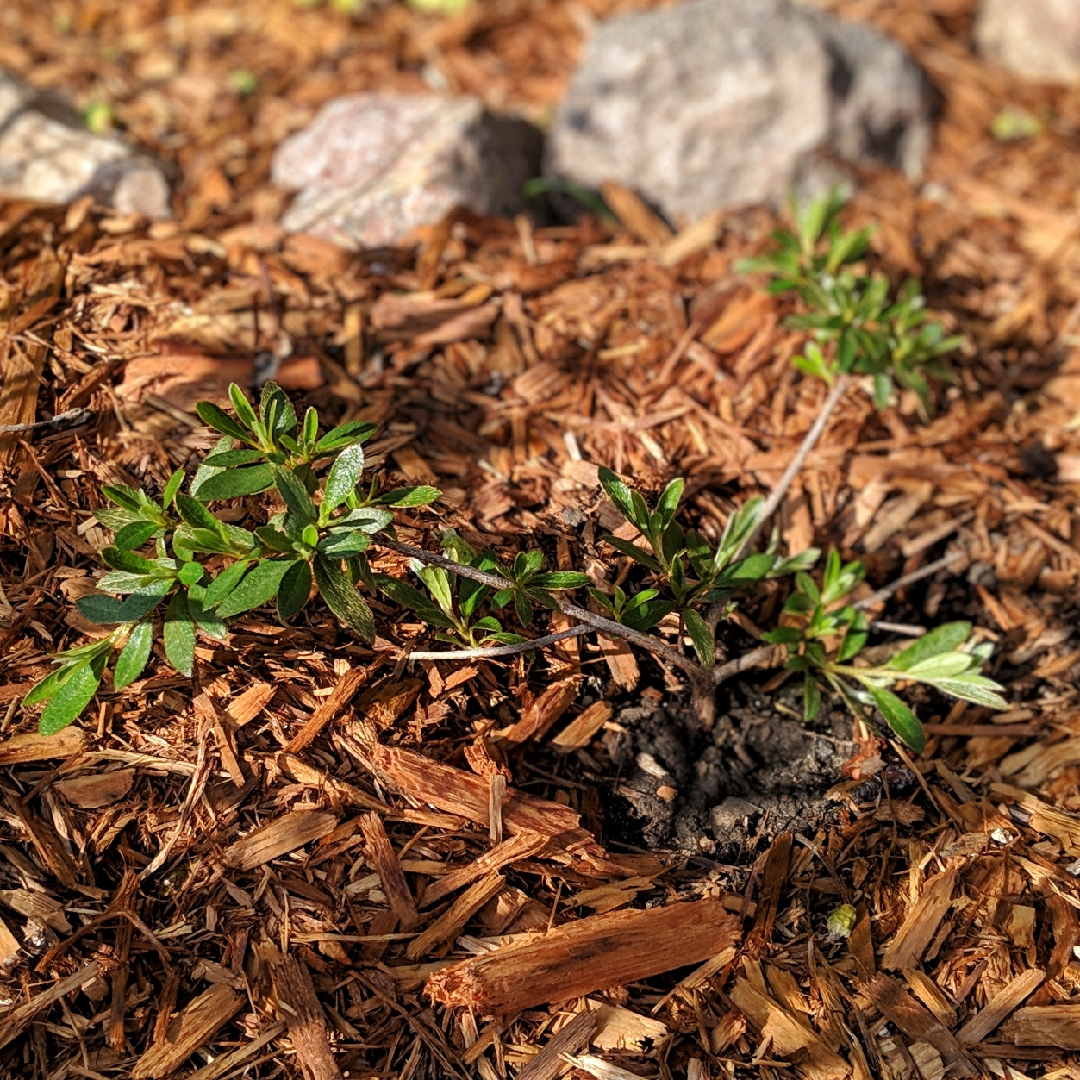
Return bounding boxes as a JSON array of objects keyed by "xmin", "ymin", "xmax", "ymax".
[
  {"xmin": 957, "ymin": 968, "xmax": 1044, "ymax": 1045},
  {"xmin": 359, "ymin": 812, "xmax": 418, "ymax": 929},
  {"xmin": 223, "ymin": 810, "xmax": 338, "ymax": 871},
  {"xmin": 0, "ymin": 728, "xmax": 86, "ymax": 765},
  {"xmin": 54, "ymin": 768, "xmax": 134, "ymax": 808},
  {"xmin": 881, "ymin": 866, "xmax": 958, "ymax": 971},
  {"xmin": 132, "ymin": 983, "xmax": 244, "ymax": 1078},
  {"xmin": 0, "ymin": 961, "xmax": 101, "ymax": 1051},
  {"xmin": 274, "ymin": 957, "xmax": 343, "ymax": 1080},
  {"xmin": 1001, "ymin": 1006, "xmax": 1080, "ymax": 1049},
  {"xmin": 425, "ymin": 900, "xmax": 739, "ymax": 1015},
  {"xmin": 406, "ymin": 872, "xmax": 504, "ymax": 960}
]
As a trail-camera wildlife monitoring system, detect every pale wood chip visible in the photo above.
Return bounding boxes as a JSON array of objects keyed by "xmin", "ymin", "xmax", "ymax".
[
  {"xmin": 132, "ymin": 983, "xmax": 243, "ymax": 1078},
  {"xmin": 881, "ymin": 866, "xmax": 958, "ymax": 971},
  {"xmin": 957, "ymin": 968, "xmax": 1045, "ymax": 1045},
  {"xmin": 54, "ymin": 768, "xmax": 134, "ymax": 808},
  {"xmin": 223, "ymin": 809, "xmax": 337, "ymax": 871},
  {"xmin": 359, "ymin": 812, "xmax": 418, "ymax": 929},
  {"xmin": 1001, "ymin": 1005, "xmax": 1080, "ymax": 1049},
  {"xmin": 0, "ymin": 728, "xmax": 86, "ymax": 765}
]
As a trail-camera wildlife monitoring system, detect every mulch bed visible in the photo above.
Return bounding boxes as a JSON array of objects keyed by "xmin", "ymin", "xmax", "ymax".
[{"xmin": 2, "ymin": 0, "xmax": 1080, "ymax": 1077}]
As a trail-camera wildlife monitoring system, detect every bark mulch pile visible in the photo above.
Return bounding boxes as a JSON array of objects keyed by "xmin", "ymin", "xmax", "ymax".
[{"xmin": 2, "ymin": 1, "xmax": 1080, "ymax": 1078}]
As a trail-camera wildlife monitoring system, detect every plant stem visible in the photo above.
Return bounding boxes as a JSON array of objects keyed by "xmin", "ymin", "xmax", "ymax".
[
  {"xmin": 853, "ymin": 552, "xmax": 962, "ymax": 611},
  {"xmin": 736, "ymin": 372, "xmax": 852, "ymax": 560},
  {"xmin": 406, "ymin": 625, "xmax": 591, "ymax": 661}
]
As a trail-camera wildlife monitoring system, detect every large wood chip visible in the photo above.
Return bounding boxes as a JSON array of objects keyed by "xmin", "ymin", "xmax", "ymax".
[
  {"xmin": 865, "ymin": 974, "xmax": 978, "ymax": 1077},
  {"xmin": 132, "ymin": 983, "xmax": 243, "ymax": 1078},
  {"xmin": 223, "ymin": 809, "xmax": 337, "ymax": 871},
  {"xmin": 881, "ymin": 866, "xmax": 958, "ymax": 971},
  {"xmin": 501, "ymin": 677, "xmax": 580, "ymax": 743},
  {"xmin": 274, "ymin": 957, "xmax": 342, "ymax": 1080},
  {"xmin": 54, "ymin": 768, "xmax": 134, "ymax": 808},
  {"xmin": 359, "ymin": 811, "xmax": 418, "ymax": 928},
  {"xmin": 406, "ymin": 872, "xmax": 504, "ymax": 960},
  {"xmin": 957, "ymin": 968, "xmax": 1044, "ymax": 1045},
  {"xmin": 421, "ymin": 830, "xmax": 547, "ymax": 909},
  {"xmin": 285, "ymin": 666, "xmax": 370, "ymax": 754},
  {"xmin": 0, "ymin": 727, "xmax": 86, "ymax": 765},
  {"xmin": 1001, "ymin": 1005, "xmax": 1080, "ymax": 1049},
  {"xmin": 425, "ymin": 900, "xmax": 739, "ymax": 1015}
]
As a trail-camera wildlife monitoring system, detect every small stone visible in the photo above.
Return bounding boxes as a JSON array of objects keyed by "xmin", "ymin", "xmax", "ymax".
[
  {"xmin": 0, "ymin": 72, "xmax": 170, "ymax": 216},
  {"xmin": 709, "ymin": 796, "xmax": 759, "ymax": 839},
  {"xmin": 546, "ymin": 0, "xmax": 934, "ymax": 222},
  {"xmin": 977, "ymin": 0, "xmax": 1080, "ymax": 84},
  {"xmin": 272, "ymin": 92, "xmax": 542, "ymax": 248}
]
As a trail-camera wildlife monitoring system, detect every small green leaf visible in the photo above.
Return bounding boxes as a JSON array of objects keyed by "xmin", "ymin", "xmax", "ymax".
[
  {"xmin": 323, "ymin": 444, "xmax": 366, "ymax": 517},
  {"xmin": 302, "ymin": 524, "xmax": 319, "ymax": 548},
  {"xmin": 114, "ymin": 620, "xmax": 154, "ymax": 689},
  {"xmin": 195, "ymin": 464, "xmax": 275, "ymax": 501},
  {"xmin": 302, "ymin": 406, "xmax": 318, "ymax": 449},
  {"xmin": 163, "ymin": 592, "xmax": 196, "ymax": 677},
  {"xmin": 177, "ymin": 561, "xmax": 204, "ymax": 587},
  {"xmin": 903, "ymin": 652, "xmax": 974, "ymax": 680},
  {"xmin": 277, "ymin": 561, "xmax": 313, "ymax": 621},
  {"xmin": 803, "ymin": 673, "xmax": 822, "ymax": 723},
  {"xmin": 203, "ymin": 448, "xmax": 266, "ymax": 468},
  {"xmin": 39, "ymin": 653, "xmax": 107, "ymax": 736},
  {"xmin": 317, "ymin": 530, "xmax": 371, "ymax": 557},
  {"xmin": 196, "ymin": 400, "xmax": 250, "ymax": 441},
  {"xmin": 332, "ymin": 508, "xmax": 395, "ymax": 534},
  {"xmin": 313, "ymin": 419, "xmax": 378, "ymax": 456},
  {"xmin": 77, "ymin": 594, "xmax": 125, "ymax": 624},
  {"xmin": 417, "ymin": 565, "xmax": 455, "ymax": 617},
  {"xmin": 837, "ymin": 630, "xmax": 867, "ymax": 663},
  {"xmin": 313, "ymin": 555, "xmax": 375, "ymax": 642},
  {"xmin": 602, "ymin": 535, "xmax": 662, "ymax": 572},
  {"xmin": 214, "ymin": 560, "xmax": 292, "ymax": 619},
  {"xmin": 656, "ymin": 477, "xmax": 684, "ymax": 527},
  {"xmin": 23, "ymin": 662, "xmax": 83, "ymax": 708},
  {"xmin": 97, "ymin": 570, "xmax": 154, "ymax": 594},
  {"xmin": 762, "ymin": 626, "xmax": 803, "ymax": 646},
  {"xmin": 375, "ymin": 574, "xmax": 454, "ymax": 628},
  {"xmin": 867, "ymin": 685, "xmax": 925, "ymax": 753},
  {"xmin": 372, "ymin": 485, "xmax": 441, "ymax": 507},
  {"xmin": 188, "ymin": 594, "xmax": 228, "ymax": 642},
  {"xmin": 514, "ymin": 592, "xmax": 534, "ymax": 628},
  {"xmin": 530, "ymin": 571, "xmax": 590, "ymax": 590},
  {"xmin": 228, "ymin": 383, "xmax": 260, "ymax": 433},
  {"xmin": 271, "ymin": 465, "xmax": 317, "ymax": 524},
  {"xmin": 101, "ymin": 548, "xmax": 159, "ymax": 574},
  {"xmin": 889, "ymin": 623, "xmax": 973, "ymax": 671},
  {"xmin": 101, "ymin": 484, "xmax": 145, "ymax": 512},
  {"xmin": 598, "ymin": 467, "xmax": 637, "ymax": 525},
  {"xmin": 161, "ymin": 468, "xmax": 185, "ymax": 509},
  {"xmin": 933, "ymin": 676, "xmax": 1009, "ymax": 711},
  {"xmin": 113, "ymin": 520, "xmax": 160, "ymax": 551},
  {"xmin": 683, "ymin": 608, "xmax": 715, "ymax": 668}
]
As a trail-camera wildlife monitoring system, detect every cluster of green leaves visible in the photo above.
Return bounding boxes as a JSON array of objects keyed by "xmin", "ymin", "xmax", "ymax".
[
  {"xmin": 740, "ymin": 190, "xmax": 963, "ymax": 407},
  {"xmin": 596, "ymin": 468, "xmax": 814, "ymax": 668},
  {"xmin": 25, "ymin": 383, "xmax": 438, "ymax": 736},
  {"xmin": 376, "ymin": 533, "xmax": 589, "ymax": 647},
  {"xmin": 763, "ymin": 553, "xmax": 1007, "ymax": 751}
]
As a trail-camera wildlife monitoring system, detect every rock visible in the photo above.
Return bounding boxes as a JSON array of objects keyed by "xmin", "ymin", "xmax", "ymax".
[
  {"xmin": 0, "ymin": 73, "xmax": 170, "ymax": 216},
  {"xmin": 546, "ymin": 0, "xmax": 934, "ymax": 223},
  {"xmin": 976, "ymin": 0, "xmax": 1080, "ymax": 83},
  {"xmin": 272, "ymin": 92, "xmax": 542, "ymax": 248}
]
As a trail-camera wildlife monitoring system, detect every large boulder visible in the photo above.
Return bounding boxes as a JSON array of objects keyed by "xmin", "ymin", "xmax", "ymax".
[
  {"xmin": 546, "ymin": 0, "xmax": 935, "ymax": 223},
  {"xmin": 272, "ymin": 92, "xmax": 542, "ymax": 248},
  {"xmin": 0, "ymin": 73, "xmax": 170, "ymax": 216},
  {"xmin": 976, "ymin": 0, "xmax": 1080, "ymax": 84}
]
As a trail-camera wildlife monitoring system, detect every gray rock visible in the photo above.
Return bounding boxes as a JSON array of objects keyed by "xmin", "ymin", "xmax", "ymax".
[
  {"xmin": 272, "ymin": 92, "xmax": 542, "ymax": 248},
  {"xmin": 977, "ymin": 0, "xmax": 1080, "ymax": 83},
  {"xmin": 0, "ymin": 73, "xmax": 170, "ymax": 216},
  {"xmin": 546, "ymin": 0, "xmax": 934, "ymax": 223}
]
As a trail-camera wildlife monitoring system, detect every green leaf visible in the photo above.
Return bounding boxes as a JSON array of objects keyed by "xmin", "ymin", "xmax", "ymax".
[
  {"xmin": 114, "ymin": 620, "xmax": 154, "ymax": 689},
  {"xmin": 317, "ymin": 530, "xmax": 371, "ymax": 557},
  {"xmin": 932, "ymin": 676, "xmax": 1009, "ymax": 711},
  {"xmin": 215, "ymin": 560, "xmax": 292, "ymax": 619},
  {"xmin": 683, "ymin": 608, "xmax": 715, "ymax": 668},
  {"xmin": 39, "ymin": 653, "xmax": 107, "ymax": 736},
  {"xmin": 903, "ymin": 653, "xmax": 974, "ymax": 680},
  {"xmin": 277, "ymin": 561, "xmax": 313, "ymax": 621},
  {"xmin": 375, "ymin": 574, "xmax": 454, "ymax": 628},
  {"xmin": 101, "ymin": 484, "xmax": 145, "ymax": 512},
  {"xmin": 602, "ymin": 535, "xmax": 661, "ymax": 572},
  {"xmin": 837, "ymin": 630, "xmax": 867, "ymax": 663},
  {"xmin": 101, "ymin": 548, "xmax": 159, "ymax": 574},
  {"xmin": 196, "ymin": 400, "xmax": 250, "ymax": 442},
  {"xmin": 598, "ymin": 467, "xmax": 638, "ymax": 525},
  {"xmin": 162, "ymin": 468, "xmax": 185, "ymax": 509},
  {"xmin": 163, "ymin": 592, "xmax": 197, "ymax": 677},
  {"xmin": 323, "ymin": 444, "xmax": 366, "ymax": 517},
  {"xmin": 889, "ymin": 622, "xmax": 972, "ymax": 671},
  {"xmin": 23, "ymin": 661, "xmax": 84, "ymax": 708},
  {"xmin": 313, "ymin": 555, "xmax": 375, "ymax": 642},
  {"xmin": 228, "ymin": 383, "xmax": 260, "ymax": 433},
  {"xmin": 187, "ymin": 594, "xmax": 228, "ymax": 642},
  {"xmin": 260, "ymin": 382, "xmax": 296, "ymax": 440},
  {"xmin": 417, "ymin": 565, "xmax": 455, "ymax": 617},
  {"xmin": 113, "ymin": 520, "xmax": 160, "ymax": 551},
  {"xmin": 762, "ymin": 626, "xmax": 803, "ymax": 646},
  {"xmin": 302, "ymin": 406, "xmax": 319, "ymax": 450},
  {"xmin": 530, "ymin": 571, "xmax": 590, "ymax": 590},
  {"xmin": 867, "ymin": 685, "xmax": 925, "ymax": 753},
  {"xmin": 313, "ymin": 420, "xmax": 378, "ymax": 456},
  {"xmin": 372, "ymin": 485, "xmax": 441, "ymax": 507},
  {"xmin": 195, "ymin": 464, "xmax": 275, "ymax": 501},
  {"xmin": 803, "ymin": 674, "xmax": 822, "ymax": 723},
  {"xmin": 332, "ymin": 508, "xmax": 395, "ymax": 534},
  {"xmin": 203, "ymin": 560, "xmax": 251, "ymax": 611},
  {"xmin": 203, "ymin": 448, "xmax": 266, "ymax": 468},
  {"xmin": 177, "ymin": 561, "xmax": 205, "ymax": 587},
  {"xmin": 77, "ymin": 594, "xmax": 125, "ymax": 624},
  {"xmin": 271, "ymin": 465, "xmax": 317, "ymax": 524},
  {"xmin": 656, "ymin": 477, "xmax": 684, "ymax": 527},
  {"xmin": 514, "ymin": 592, "xmax": 534, "ymax": 628},
  {"xmin": 97, "ymin": 570, "xmax": 154, "ymax": 594}
]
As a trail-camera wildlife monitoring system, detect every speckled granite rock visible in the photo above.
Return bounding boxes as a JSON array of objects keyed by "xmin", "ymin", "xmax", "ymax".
[
  {"xmin": 0, "ymin": 72, "xmax": 170, "ymax": 216},
  {"xmin": 977, "ymin": 0, "xmax": 1080, "ymax": 84},
  {"xmin": 271, "ymin": 92, "xmax": 542, "ymax": 248},
  {"xmin": 546, "ymin": 0, "xmax": 935, "ymax": 223}
]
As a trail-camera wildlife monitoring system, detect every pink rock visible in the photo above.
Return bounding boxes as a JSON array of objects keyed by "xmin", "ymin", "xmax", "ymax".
[{"xmin": 272, "ymin": 92, "xmax": 541, "ymax": 248}]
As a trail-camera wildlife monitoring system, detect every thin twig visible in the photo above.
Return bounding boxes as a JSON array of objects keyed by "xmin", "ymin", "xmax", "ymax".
[
  {"xmin": 405, "ymin": 625, "xmax": 591, "ymax": 661},
  {"xmin": 736, "ymin": 373, "xmax": 853, "ymax": 559},
  {"xmin": 853, "ymin": 552, "xmax": 962, "ymax": 611},
  {"xmin": 0, "ymin": 408, "xmax": 94, "ymax": 435},
  {"xmin": 712, "ymin": 643, "xmax": 786, "ymax": 685}
]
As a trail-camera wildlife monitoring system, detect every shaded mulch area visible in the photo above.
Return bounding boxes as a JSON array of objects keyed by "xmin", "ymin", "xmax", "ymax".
[{"xmin": 1, "ymin": 0, "xmax": 1080, "ymax": 1077}]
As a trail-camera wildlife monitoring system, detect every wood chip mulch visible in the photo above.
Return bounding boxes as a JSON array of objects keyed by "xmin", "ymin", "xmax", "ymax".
[{"xmin": 1, "ymin": 1, "xmax": 1080, "ymax": 1077}]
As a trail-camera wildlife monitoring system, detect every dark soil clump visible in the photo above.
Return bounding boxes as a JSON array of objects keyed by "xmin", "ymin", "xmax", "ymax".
[{"xmin": 598, "ymin": 690, "xmax": 854, "ymax": 858}]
